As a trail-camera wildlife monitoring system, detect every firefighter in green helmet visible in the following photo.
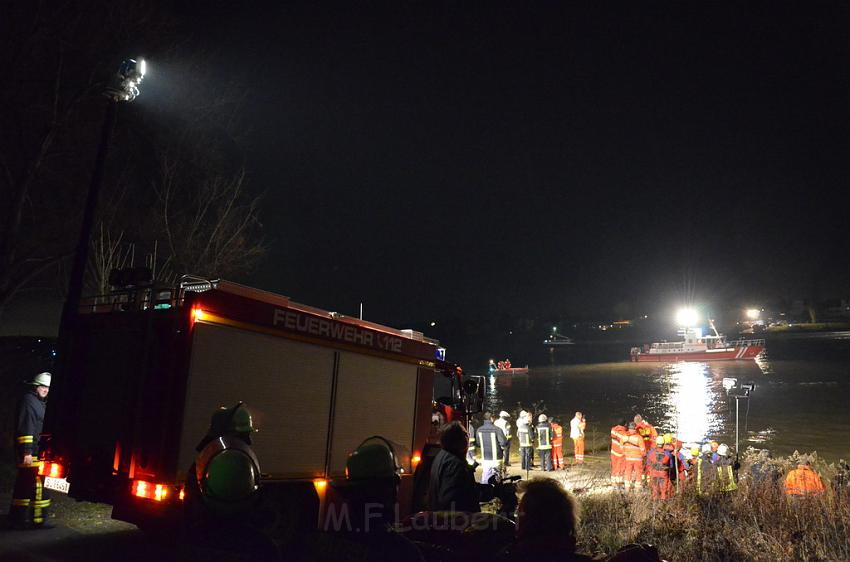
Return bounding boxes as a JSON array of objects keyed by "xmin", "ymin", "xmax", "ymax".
[
  {"xmin": 304, "ymin": 437, "xmax": 424, "ymax": 561},
  {"xmin": 185, "ymin": 402, "xmax": 260, "ymax": 519}
]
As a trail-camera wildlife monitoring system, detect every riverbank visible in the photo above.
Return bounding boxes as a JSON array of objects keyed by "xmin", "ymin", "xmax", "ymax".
[{"xmin": 502, "ymin": 451, "xmax": 850, "ymax": 561}]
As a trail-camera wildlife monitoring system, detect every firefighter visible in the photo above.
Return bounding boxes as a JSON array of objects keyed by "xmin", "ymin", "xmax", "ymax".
[
  {"xmin": 494, "ymin": 411, "xmax": 513, "ymax": 467},
  {"xmin": 550, "ymin": 417, "xmax": 564, "ymax": 470},
  {"xmin": 622, "ymin": 423, "xmax": 646, "ymax": 490},
  {"xmin": 535, "ymin": 415, "xmax": 553, "ymax": 471},
  {"xmin": 307, "ymin": 438, "xmax": 424, "ymax": 561},
  {"xmin": 784, "ymin": 457, "xmax": 825, "ymax": 498},
  {"xmin": 184, "ymin": 402, "xmax": 261, "ymax": 527},
  {"xmin": 569, "ymin": 412, "xmax": 586, "ymax": 464},
  {"xmin": 647, "ymin": 436, "xmax": 671, "ymax": 499},
  {"xmin": 476, "ymin": 412, "xmax": 507, "ymax": 483},
  {"xmin": 9, "ymin": 372, "xmax": 52, "ymax": 529},
  {"xmin": 609, "ymin": 421, "xmax": 628, "ymax": 487},
  {"xmin": 516, "ymin": 414, "xmax": 533, "ymax": 471},
  {"xmin": 695, "ymin": 443, "xmax": 717, "ymax": 495},
  {"xmin": 662, "ymin": 434, "xmax": 686, "ymax": 495},
  {"xmin": 715, "ymin": 444, "xmax": 738, "ymax": 493}
]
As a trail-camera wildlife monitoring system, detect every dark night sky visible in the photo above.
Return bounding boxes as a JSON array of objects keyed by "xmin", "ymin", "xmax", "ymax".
[
  {"xmin": 222, "ymin": 2, "xmax": 850, "ymax": 325},
  {"xmin": 7, "ymin": 2, "xmax": 850, "ymax": 335}
]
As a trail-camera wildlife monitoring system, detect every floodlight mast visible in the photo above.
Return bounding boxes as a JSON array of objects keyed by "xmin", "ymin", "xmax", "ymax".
[{"xmin": 60, "ymin": 58, "xmax": 148, "ymax": 351}]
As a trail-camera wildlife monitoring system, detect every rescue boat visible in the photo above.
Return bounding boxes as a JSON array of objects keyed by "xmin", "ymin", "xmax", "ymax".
[
  {"xmin": 492, "ymin": 366, "xmax": 530, "ymax": 375},
  {"xmin": 629, "ymin": 326, "xmax": 764, "ymax": 362}
]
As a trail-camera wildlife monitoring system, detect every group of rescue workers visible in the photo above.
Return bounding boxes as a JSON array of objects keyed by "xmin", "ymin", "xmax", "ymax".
[
  {"xmin": 465, "ymin": 409, "xmax": 588, "ymax": 480},
  {"xmin": 609, "ymin": 414, "xmax": 834, "ymax": 499}
]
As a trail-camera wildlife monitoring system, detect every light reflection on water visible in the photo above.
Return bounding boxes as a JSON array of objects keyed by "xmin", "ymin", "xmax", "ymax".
[
  {"xmin": 662, "ymin": 362, "xmax": 718, "ymax": 444},
  {"xmin": 482, "ymin": 335, "xmax": 850, "ymax": 460}
]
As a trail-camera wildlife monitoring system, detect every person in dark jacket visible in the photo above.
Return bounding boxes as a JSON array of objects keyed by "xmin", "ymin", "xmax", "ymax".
[
  {"xmin": 9, "ymin": 372, "xmax": 52, "ymax": 529},
  {"xmin": 476, "ymin": 412, "xmax": 507, "ymax": 483},
  {"xmin": 428, "ymin": 422, "xmax": 480, "ymax": 512}
]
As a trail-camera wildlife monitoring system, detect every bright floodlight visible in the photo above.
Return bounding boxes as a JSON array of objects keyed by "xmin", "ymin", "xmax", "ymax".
[
  {"xmin": 106, "ymin": 58, "xmax": 147, "ymax": 102},
  {"xmin": 746, "ymin": 308, "xmax": 760, "ymax": 320},
  {"xmin": 722, "ymin": 377, "xmax": 737, "ymax": 392},
  {"xmin": 675, "ymin": 307, "xmax": 699, "ymax": 327}
]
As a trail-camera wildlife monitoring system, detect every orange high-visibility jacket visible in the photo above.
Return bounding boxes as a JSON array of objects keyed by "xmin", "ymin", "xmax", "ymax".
[
  {"xmin": 551, "ymin": 423, "xmax": 564, "ymax": 447},
  {"xmin": 610, "ymin": 425, "xmax": 627, "ymax": 457},
  {"xmin": 623, "ymin": 431, "xmax": 646, "ymax": 461},
  {"xmin": 785, "ymin": 465, "xmax": 825, "ymax": 496}
]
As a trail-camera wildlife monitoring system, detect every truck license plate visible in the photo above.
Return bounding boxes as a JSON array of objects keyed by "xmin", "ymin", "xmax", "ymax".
[{"xmin": 44, "ymin": 476, "xmax": 70, "ymax": 494}]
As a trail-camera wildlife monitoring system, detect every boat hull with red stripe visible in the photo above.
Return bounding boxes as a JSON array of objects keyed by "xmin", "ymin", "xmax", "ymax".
[{"xmin": 631, "ymin": 343, "xmax": 764, "ymax": 362}]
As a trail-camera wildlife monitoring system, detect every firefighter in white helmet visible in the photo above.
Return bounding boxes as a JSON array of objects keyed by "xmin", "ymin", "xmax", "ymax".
[
  {"xmin": 535, "ymin": 414, "xmax": 553, "ymax": 471},
  {"xmin": 9, "ymin": 372, "xmax": 52, "ymax": 529},
  {"xmin": 494, "ymin": 411, "xmax": 512, "ymax": 467}
]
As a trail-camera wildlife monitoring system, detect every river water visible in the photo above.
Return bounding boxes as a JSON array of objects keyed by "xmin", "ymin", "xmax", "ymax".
[{"xmin": 482, "ymin": 332, "xmax": 850, "ymax": 461}]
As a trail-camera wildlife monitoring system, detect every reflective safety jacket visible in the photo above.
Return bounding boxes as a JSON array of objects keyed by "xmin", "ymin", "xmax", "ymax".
[
  {"xmin": 715, "ymin": 456, "xmax": 738, "ymax": 492},
  {"xmin": 536, "ymin": 423, "xmax": 552, "ymax": 450},
  {"xmin": 784, "ymin": 465, "xmax": 825, "ymax": 496},
  {"xmin": 622, "ymin": 431, "xmax": 646, "ymax": 462},
  {"xmin": 696, "ymin": 454, "xmax": 717, "ymax": 494},
  {"xmin": 517, "ymin": 422, "xmax": 532, "ymax": 448},
  {"xmin": 476, "ymin": 421, "xmax": 507, "ymax": 462},
  {"xmin": 647, "ymin": 448, "xmax": 671, "ymax": 479},
  {"xmin": 610, "ymin": 425, "xmax": 627, "ymax": 458},
  {"xmin": 15, "ymin": 390, "xmax": 46, "ymax": 459},
  {"xmin": 551, "ymin": 423, "xmax": 564, "ymax": 447}
]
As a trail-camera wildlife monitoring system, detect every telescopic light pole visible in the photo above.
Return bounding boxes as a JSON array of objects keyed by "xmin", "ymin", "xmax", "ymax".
[{"xmin": 59, "ymin": 58, "xmax": 146, "ymax": 337}]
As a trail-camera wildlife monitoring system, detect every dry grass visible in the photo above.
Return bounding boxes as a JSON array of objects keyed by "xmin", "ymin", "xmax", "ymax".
[{"xmin": 574, "ymin": 451, "xmax": 850, "ymax": 561}]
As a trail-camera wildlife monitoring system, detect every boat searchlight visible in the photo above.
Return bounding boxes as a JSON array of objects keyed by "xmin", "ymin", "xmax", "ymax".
[{"xmin": 675, "ymin": 307, "xmax": 699, "ymax": 328}]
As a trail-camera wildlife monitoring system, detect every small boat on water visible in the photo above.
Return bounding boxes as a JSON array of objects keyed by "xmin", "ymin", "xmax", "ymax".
[
  {"xmin": 492, "ymin": 366, "xmax": 530, "ymax": 375},
  {"xmin": 488, "ymin": 359, "xmax": 529, "ymax": 375},
  {"xmin": 544, "ymin": 333, "xmax": 575, "ymax": 346},
  {"xmin": 630, "ymin": 325, "xmax": 765, "ymax": 362}
]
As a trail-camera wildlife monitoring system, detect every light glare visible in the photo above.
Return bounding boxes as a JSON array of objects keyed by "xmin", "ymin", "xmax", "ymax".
[{"xmin": 675, "ymin": 307, "xmax": 699, "ymax": 327}]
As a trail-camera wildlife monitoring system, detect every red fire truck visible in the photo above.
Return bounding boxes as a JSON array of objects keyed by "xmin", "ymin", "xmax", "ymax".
[{"xmin": 42, "ymin": 276, "xmax": 482, "ymax": 533}]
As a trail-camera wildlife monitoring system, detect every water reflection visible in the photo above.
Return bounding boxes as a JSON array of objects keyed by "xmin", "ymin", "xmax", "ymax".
[
  {"xmin": 662, "ymin": 362, "xmax": 719, "ymax": 443},
  {"xmin": 754, "ymin": 351, "xmax": 772, "ymax": 375}
]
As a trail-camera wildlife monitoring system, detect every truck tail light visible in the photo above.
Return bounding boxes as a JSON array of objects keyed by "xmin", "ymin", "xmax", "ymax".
[
  {"xmin": 132, "ymin": 480, "xmax": 176, "ymax": 502},
  {"xmin": 38, "ymin": 461, "xmax": 65, "ymax": 479}
]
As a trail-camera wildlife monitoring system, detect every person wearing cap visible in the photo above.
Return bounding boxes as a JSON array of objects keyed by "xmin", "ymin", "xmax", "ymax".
[
  {"xmin": 494, "ymin": 411, "xmax": 513, "ymax": 467},
  {"xmin": 550, "ymin": 417, "xmax": 564, "ymax": 470},
  {"xmin": 9, "ymin": 372, "xmax": 52, "ymax": 529},
  {"xmin": 569, "ymin": 412, "xmax": 586, "ymax": 465},
  {"xmin": 535, "ymin": 415, "xmax": 553, "ymax": 471}
]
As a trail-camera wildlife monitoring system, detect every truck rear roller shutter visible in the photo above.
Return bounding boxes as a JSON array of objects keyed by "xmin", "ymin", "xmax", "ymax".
[
  {"xmin": 328, "ymin": 352, "xmax": 418, "ymax": 476},
  {"xmin": 179, "ymin": 323, "xmax": 335, "ymax": 479}
]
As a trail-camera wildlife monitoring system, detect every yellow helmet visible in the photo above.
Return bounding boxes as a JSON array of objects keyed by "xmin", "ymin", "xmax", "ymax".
[
  {"xmin": 690, "ymin": 446, "xmax": 700, "ymax": 457},
  {"xmin": 663, "ymin": 433, "xmax": 673, "ymax": 444}
]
